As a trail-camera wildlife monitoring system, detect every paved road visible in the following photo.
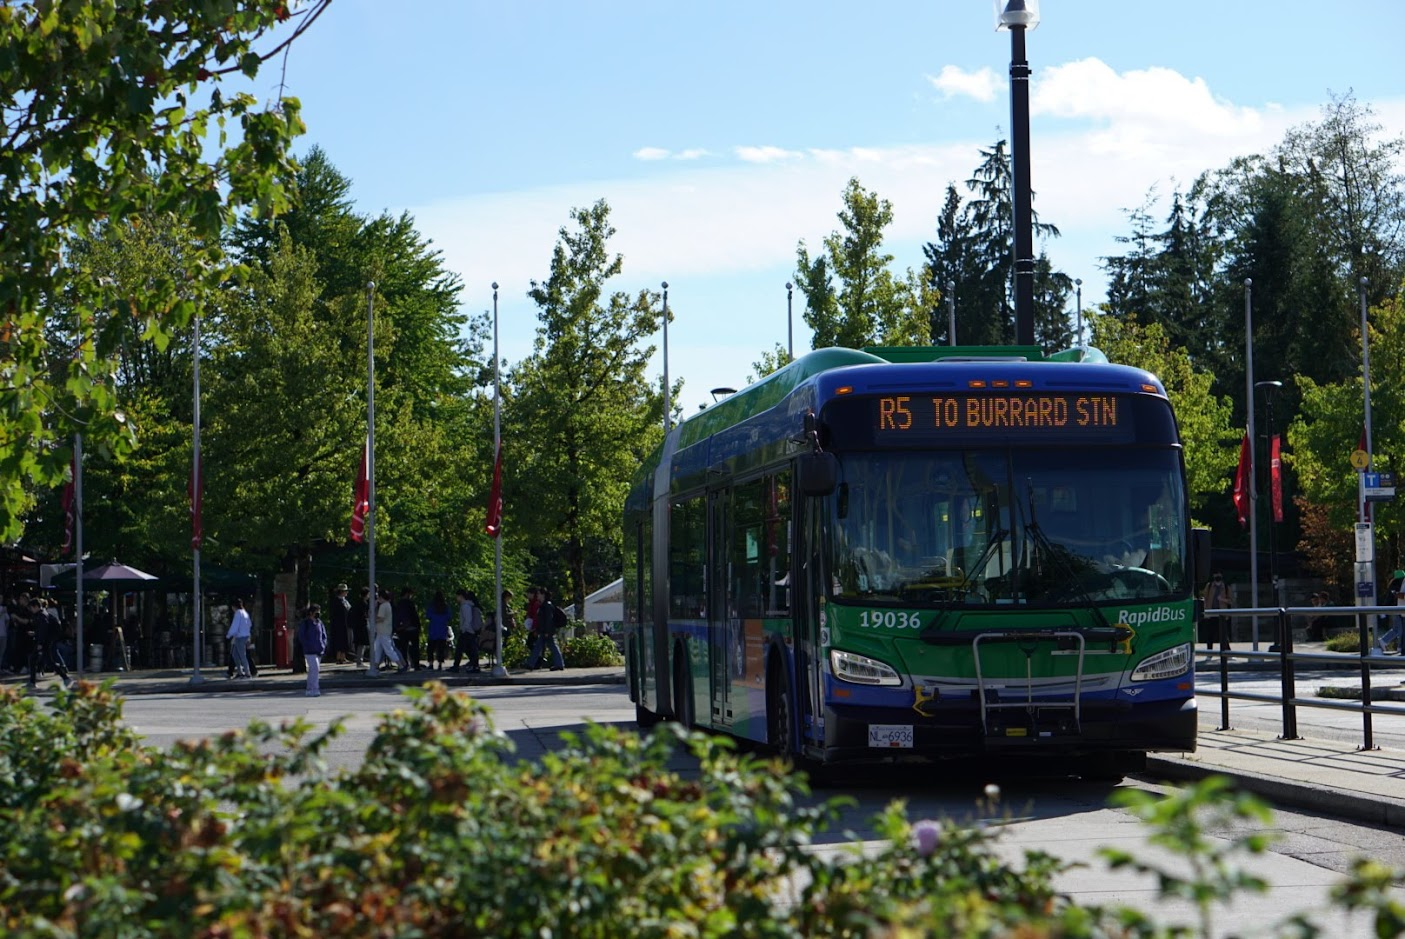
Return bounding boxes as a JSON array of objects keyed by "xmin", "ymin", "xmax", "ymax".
[{"xmin": 116, "ymin": 680, "xmax": 1400, "ymax": 938}]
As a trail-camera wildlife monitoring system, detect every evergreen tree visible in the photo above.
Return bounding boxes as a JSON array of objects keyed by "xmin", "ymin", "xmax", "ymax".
[{"xmin": 922, "ymin": 141, "xmax": 1064, "ymax": 348}]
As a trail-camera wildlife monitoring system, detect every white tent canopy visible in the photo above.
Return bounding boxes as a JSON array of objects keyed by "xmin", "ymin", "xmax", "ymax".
[{"xmin": 562, "ymin": 577, "xmax": 623, "ymax": 624}]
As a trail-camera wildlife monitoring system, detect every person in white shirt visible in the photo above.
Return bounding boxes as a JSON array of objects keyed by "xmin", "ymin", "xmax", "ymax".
[
  {"xmin": 367, "ymin": 586, "xmax": 405, "ymax": 676},
  {"xmin": 226, "ymin": 599, "xmax": 253, "ymax": 678}
]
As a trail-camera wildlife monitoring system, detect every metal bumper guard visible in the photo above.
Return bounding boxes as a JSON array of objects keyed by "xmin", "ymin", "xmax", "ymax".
[{"xmin": 920, "ymin": 626, "xmax": 1132, "ymax": 750}]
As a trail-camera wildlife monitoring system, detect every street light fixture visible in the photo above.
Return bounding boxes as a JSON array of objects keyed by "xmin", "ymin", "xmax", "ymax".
[
  {"xmin": 785, "ymin": 281, "xmax": 794, "ymax": 360},
  {"xmin": 997, "ymin": 0, "xmax": 1039, "ymax": 347}
]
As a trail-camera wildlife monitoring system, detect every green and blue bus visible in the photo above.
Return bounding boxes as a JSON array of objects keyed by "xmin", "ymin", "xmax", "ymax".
[{"xmin": 623, "ymin": 344, "xmax": 1207, "ymax": 776}]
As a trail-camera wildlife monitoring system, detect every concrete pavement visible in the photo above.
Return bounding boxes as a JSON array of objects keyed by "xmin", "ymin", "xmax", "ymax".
[{"xmin": 9, "ymin": 657, "xmax": 1404, "ymax": 829}]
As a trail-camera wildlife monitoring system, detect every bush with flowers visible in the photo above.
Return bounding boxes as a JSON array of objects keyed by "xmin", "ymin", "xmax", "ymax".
[{"xmin": 0, "ymin": 680, "xmax": 1400, "ymax": 937}]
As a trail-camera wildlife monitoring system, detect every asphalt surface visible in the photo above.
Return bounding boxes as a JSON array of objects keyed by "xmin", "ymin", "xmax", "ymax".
[{"xmin": 9, "ymin": 643, "xmax": 1405, "ymax": 829}]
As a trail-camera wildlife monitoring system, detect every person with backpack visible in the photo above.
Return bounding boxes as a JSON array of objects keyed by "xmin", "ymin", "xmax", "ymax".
[
  {"xmin": 450, "ymin": 589, "xmax": 483, "ymax": 673},
  {"xmin": 525, "ymin": 587, "xmax": 566, "ymax": 672}
]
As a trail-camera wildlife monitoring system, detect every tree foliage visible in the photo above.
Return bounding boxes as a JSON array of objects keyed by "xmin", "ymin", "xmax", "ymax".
[
  {"xmin": 1089, "ymin": 313, "xmax": 1238, "ymax": 524},
  {"xmin": 794, "ymin": 178, "xmax": 928, "ymax": 350},
  {"xmin": 509, "ymin": 200, "xmax": 665, "ymax": 614},
  {"xmin": 0, "ymin": 0, "xmax": 328, "ymax": 541},
  {"xmin": 923, "ymin": 141, "xmax": 1070, "ymax": 348}
]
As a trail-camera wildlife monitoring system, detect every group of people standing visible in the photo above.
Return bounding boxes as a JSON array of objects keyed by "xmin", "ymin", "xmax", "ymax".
[{"xmin": 224, "ymin": 581, "xmax": 574, "ymax": 696}]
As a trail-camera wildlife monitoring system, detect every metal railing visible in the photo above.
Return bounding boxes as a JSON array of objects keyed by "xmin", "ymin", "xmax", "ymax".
[{"xmin": 1201, "ymin": 604, "xmax": 1405, "ymax": 750}]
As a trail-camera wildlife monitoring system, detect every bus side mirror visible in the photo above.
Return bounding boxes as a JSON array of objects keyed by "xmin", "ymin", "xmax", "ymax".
[
  {"xmin": 1191, "ymin": 527, "xmax": 1212, "ymax": 588},
  {"xmin": 798, "ymin": 452, "xmax": 838, "ymax": 496}
]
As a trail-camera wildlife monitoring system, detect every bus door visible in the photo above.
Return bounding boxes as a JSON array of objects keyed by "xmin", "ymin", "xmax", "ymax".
[
  {"xmin": 707, "ymin": 487, "xmax": 735, "ymax": 725},
  {"xmin": 795, "ymin": 494, "xmax": 825, "ymax": 744}
]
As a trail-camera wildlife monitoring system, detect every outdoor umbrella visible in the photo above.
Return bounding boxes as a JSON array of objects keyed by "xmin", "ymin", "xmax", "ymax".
[{"xmin": 51, "ymin": 561, "xmax": 159, "ymax": 588}]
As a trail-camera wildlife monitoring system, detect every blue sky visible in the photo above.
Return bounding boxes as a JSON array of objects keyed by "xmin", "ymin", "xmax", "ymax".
[{"xmin": 268, "ymin": 1, "xmax": 1405, "ymax": 413}]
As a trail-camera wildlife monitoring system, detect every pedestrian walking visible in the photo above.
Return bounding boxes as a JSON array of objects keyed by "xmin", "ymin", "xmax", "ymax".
[
  {"xmin": 297, "ymin": 604, "xmax": 328, "ymax": 697},
  {"xmin": 394, "ymin": 586, "xmax": 422, "ymax": 670},
  {"xmin": 328, "ymin": 583, "xmax": 352, "ymax": 664},
  {"xmin": 367, "ymin": 586, "xmax": 405, "ymax": 676},
  {"xmin": 226, "ymin": 599, "xmax": 253, "ymax": 679},
  {"xmin": 425, "ymin": 590, "xmax": 452, "ymax": 670},
  {"xmin": 350, "ymin": 585, "xmax": 371, "ymax": 667},
  {"xmin": 525, "ymin": 587, "xmax": 566, "ymax": 672},
  {"xmin": 27, "ymin": 597, "xmax": 71, "ymax": 689},
  {"xmin": 450, "ymin": 589, "xmax": 482, "ymax": 673}
]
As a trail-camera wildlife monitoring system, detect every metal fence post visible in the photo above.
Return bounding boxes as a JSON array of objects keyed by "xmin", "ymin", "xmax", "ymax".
[
  {"xmin": 1358, "ymin": 610, "xmax": 1376, "ymax": 751},
  {"xmin": 1216, "ymin": 610, "xmax": 1232, "ymax": 731},
  {"xmin": 1277, "ymin": 606, "xmax": 1298, "ymax": 740}
]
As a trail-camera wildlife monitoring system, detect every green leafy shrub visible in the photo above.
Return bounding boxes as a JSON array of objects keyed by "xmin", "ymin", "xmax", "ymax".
[
  {"xmin": 1326, "ymin": 630, "xmax": 1363, "ymax": 653},
  {"xmin": 563, "ymin": 631, "xmax": 624, "ymax": 667},
  {"xmin": 2, "ymin": 681, "xmax": 1402, "ymax": 937},
  {"xmin": 501, "ymin": 627, "xmax": 531, "ymax": 668}
]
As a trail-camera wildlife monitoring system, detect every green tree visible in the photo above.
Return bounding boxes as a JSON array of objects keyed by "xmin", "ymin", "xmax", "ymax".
[
  {"xmin": 1289, "ymin": 285, "xmax": 1405, "ymax": 574},
  {"xmin": 922, "ymin": 141, "xmax": 1065, "ymax": 348},
  {"xmin": 510, "ymin": 200, "xmax": 665, "ymax": 615},
  {"xmin": 0, "ymin": 0, "xmax": 328, "ymax": 542},
  {"xmin": 223, "ymin": 151, "xmax": 491, "ymax": 606},
  {"xmin": 1089, "ymin": 313, "xmax": 1238, "ymax": 523},
  {"xmin": 794, "ymin": 178, "xmax": 928, "ymax": 349}
]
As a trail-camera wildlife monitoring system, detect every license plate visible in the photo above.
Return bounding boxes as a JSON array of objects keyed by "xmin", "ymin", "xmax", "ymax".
[{"xmin": 867, "ymin": 724, "xmax": 914, "ymax": 748}]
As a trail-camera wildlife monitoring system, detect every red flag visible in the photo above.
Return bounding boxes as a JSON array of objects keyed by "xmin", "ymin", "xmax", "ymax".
[
  {"xmin": 350, "ymin": 438, "xmax": 370, "ymax": 543},
  {"xmin": 484, "ymin": 442, "xmax": 503, "ymax": 537},
  {"xmin": 61, "ymin": 451, "xmax": 77, "ymax": 555},
  {"xmin": 188, "ymin": 452, "xmax": 203, "ymax": 550},
  {"xmin": 1232, "ymin": 432, "xmax": 1250, "ymax": 528},
  {"xmin": 1270, "ymin": 434, "xmax": 1283, "ymax": 523}
]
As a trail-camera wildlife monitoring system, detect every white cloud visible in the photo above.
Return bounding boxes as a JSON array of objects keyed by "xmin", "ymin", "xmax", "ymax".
[
  {"xmin": 734, "ymin": 145, "xmax": 805, "ymax": 164},
  {"xmin": 927, "ymin": 65, "xmax": 1002, "ymax": 102},
  {"xmin": 633, "ymin": 146, "xmax": 670, "ymax": 161},
  {"xmin": 412, "ymin": 59, "xmax": 1405, "ymax": 406},
  {"xmin": 676, "ymin": 148, "xmax": 709, "ymax": 160}
]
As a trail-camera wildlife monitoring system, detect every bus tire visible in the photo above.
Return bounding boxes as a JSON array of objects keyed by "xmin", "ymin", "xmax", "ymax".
[
  {"xmin": 766, "ymin": 664, "xmax": 795, "ymax": 758},
  {"xmin": 635, "ymin": 704, "xmax": 662, "ymax": 729},
  {"xmin": 672, "ymin": 648, "xmax": 694, "ymax": 728}
]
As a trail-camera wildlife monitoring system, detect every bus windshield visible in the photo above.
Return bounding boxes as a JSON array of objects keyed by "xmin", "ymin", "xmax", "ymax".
[{"xmin": 829, "ymin": 448, "xmax": 1187, "ymax": 607}]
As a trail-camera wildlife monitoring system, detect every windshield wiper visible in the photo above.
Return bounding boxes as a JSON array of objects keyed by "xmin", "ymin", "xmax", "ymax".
[{"xmin": 1022, "ymin": 480, "xmax": 1113, "ymax": 632}]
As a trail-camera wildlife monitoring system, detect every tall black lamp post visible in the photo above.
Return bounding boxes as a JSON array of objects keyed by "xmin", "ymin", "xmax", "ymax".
[{"xmin": 998, "ymin": 0, "xmax": 1038, "ymax": 347}]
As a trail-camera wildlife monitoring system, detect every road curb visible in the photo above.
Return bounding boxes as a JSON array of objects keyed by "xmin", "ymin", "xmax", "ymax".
[
  {"xmin": 108, "ymin": 672, "xmax": 630, "ymax": 695},
  {"xmin": 1146, "ymin": 755, "xmax": 1405, "ymax": 828}
]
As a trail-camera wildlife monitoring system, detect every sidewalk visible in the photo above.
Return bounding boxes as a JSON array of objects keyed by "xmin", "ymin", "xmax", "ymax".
[
  {"xmin": 0, "ymin": 658, "xmax": 629, "ymax": 695},
  {"xmin": 9, "ymin": 661, "xmax": 1404, "ymax": 828}
]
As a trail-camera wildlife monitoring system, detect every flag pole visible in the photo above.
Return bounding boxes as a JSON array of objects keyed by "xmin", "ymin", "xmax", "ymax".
[
  {"xmin": 190, "ymin": 310, "xmax": 204, "ymax": 684},
  {"xmin": 367, "ymin": 282, "xmax": 377, "ymax": 645},
  {"xmin": 491, "ymin": 282, "xmax": 507, "ymax": 677},
  {"xmin": 1244, "ymin": 278, "xmax": 1259, "ymax": 650},
  {"xmin": 74, "ymin": 434, "xmax": 83, "ymax": 677}
]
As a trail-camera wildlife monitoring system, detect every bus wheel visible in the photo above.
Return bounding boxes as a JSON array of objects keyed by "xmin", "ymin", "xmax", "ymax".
[
  {"xmin": 767, "ymin": 668, "xmax": 795, "ymax": 758},
  {"xmin": 672, "ymin": 652, "xmax": 694, "ymax": 728},
  {"xmin": 635, "ymin": 703, "xmax": 662, "ymax": 729}
]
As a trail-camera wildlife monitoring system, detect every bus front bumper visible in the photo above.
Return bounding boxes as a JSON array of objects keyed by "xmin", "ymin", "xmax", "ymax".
[{"xmin": 815, "ymin": 695, "xmax": 1197, "ymax": 764}]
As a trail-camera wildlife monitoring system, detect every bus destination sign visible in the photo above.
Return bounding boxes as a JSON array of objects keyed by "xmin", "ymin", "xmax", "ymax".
[{"xmin": 871, "ymin": 393, "xmax": 1134, "ymax": 445}]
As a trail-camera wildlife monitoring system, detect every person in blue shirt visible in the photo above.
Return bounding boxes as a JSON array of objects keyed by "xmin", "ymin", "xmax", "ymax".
[{"xmin": 296, "ymin": 604, "xmax": 328, "ymax": 696}]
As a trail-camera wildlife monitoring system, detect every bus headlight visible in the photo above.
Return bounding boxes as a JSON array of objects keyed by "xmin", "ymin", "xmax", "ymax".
[
  {"xmin": 1129, "ymin": 643, "xmax": 1192, "ymax": 682},
  {"xmin": 829, "ymin": 649, "xmax": 902, "ymax": 686}
]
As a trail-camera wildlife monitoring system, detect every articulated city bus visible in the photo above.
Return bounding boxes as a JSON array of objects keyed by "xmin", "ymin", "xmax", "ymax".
[{"xmin": 623, "ymin": 345, "xmax": 1208, "ymax": 777}]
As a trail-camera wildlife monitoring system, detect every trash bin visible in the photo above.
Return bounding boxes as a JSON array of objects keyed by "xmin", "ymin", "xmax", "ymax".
[{"xmin": 88, "ymin": 643, "xmax": 104, "ymax": 672}]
